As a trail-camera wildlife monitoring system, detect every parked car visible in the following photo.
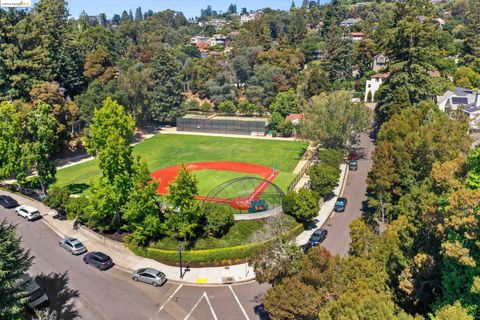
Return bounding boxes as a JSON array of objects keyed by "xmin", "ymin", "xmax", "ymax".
[
  {"xmin": 132, "ymin": 268, "xmax": 167, "ymax": 287},
  {"xmin": 59, "ymin": 237, "xmax": 87, "ymax": 255},
  {"xmin": 300, "ymin": 243, "xmax": 312, "ymax": 253},
  {"xmin": 83, "ymin": 252, "xmax": 113, "ymax": 270},
  {"xmin": 348, "ymin": 150, "xmax": 359, "ymax": 161},
  {"xmin": 0, "ymin": 195, "xmax": 19, "ymax": 208},
  {"xmin": 15, "ymin": 274, "xmax": 49, "ymax": 310},
  {"xmin": 15, "ymin": 205, "xmax": 41, "ymax": 221},
  {"xmin": 308, "ymin": 228, "xmax": 328, "ymax": 246},
  {"xmin": 334, "ymin": 197, "xmax": 348, "ymax": 212},
  {"xmin": 349, "ymin": 160, "xmax": 358, "ymax": 171}
]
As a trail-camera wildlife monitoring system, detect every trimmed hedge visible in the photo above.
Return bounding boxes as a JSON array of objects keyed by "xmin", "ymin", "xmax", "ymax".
[{"xmin": 128, "ymin": 223, "xmax": 304, "ymax": 264}]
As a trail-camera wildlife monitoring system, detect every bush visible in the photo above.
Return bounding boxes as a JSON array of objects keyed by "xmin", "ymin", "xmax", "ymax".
[
  {"xmin": 44, "ymin": 186, "xmax": 71, "ymax": 214},
  {"xmin": 282, "ymin": 189, "xmax": 319, "ymax": 224},
  {"xmin": 128, "ymin": 223, "xmax": 304, "ymax": 263},
  {"xmin": 202, "ymin": 204, "xmax": 235, "ymax": 237},
  {"xmin": 218, "ymin": 100, "xmax": 237, "ymax": 115},
  {"xmin": 65, "ymin": 195, "xmax": 89, "ymax": 221},
  {"xmin": 318, "ymin": 148, "xmax": 344, "ymax": 166},
  {"xmin": 269, "ymin": 112, "xmax": 285, "ymax": 132},
  {"xmin": 308, "ymin": 163, "xmax": 340, "ymax": 198}
]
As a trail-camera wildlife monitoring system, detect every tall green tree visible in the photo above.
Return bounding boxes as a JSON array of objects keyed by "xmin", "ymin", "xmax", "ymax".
[
  {"xmin": 24, "ymin": 101, "xmax": 59, "ymax": 195},
  {"xmin": 269, "ymin": 89, "xmax": 298, "ymax": 117},
  {"xmin": 164, "ymin": 164, "xmax": 201, "ymax": 242},
  {"xmin": 323, "ymin": 26, "xmax": 353, "ymax": 87},
  {"xmin": 301, "ymin": 91, "xmax": 370, "ymax": 149},
  {"xmin": 0, "ymin": 220, "xmax": 33, "ymax": 320},
  {"xmin": 151, "ymin": 49, "xmax": 185, "ymax": 123},
  {"xmin": 0, "ymin": 102, "xmax": 22, "ymax": 180}
]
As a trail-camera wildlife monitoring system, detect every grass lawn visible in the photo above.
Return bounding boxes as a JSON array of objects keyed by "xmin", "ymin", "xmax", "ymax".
[
  {"xmin": 194, "ymin": 170, "xmax": 263, "ymax": 196},
  {"xmin": 56, "ymin": 134, "xmax": 308, "ymax": 193},
  {"xmin": 151, "ymin": 214, "xmax": 300, "ymax": 250}
]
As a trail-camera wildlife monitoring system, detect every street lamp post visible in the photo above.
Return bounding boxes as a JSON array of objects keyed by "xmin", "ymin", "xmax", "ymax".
[{"xmin": 178, "ymin": 245, "xmax": 184, "ymax": 279}]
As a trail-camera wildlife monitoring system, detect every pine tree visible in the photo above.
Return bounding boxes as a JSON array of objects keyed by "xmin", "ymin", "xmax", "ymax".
[
  {"xmin": 135, "ymin": 7, "xmax": 143, "ymax": 21},
  {"xmin": 150, "ymin": 49, "xmax": 185, "ymax": 123},
  {"xmin": 0, "ymin": 220, "xmax": 33, "ymax": 319}
]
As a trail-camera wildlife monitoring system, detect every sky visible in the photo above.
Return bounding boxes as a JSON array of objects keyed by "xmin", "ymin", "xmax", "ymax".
[{"xmin": 31, "ymin": 1, "xmax": 296, "ymax": 19}]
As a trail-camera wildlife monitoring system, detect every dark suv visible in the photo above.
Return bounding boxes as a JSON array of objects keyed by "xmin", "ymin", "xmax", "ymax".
[
  {"xmin": 83, "ymin": 252, "xmax": 113, "ymax": 270},
  {"xmin": 0, "ymin": 195, "xmax": 19, "ymax": 208},
  {"xmin": 334, "ymin": 197, "xmax": 347, "ymax": 212},
  {"xmin": 308, "ymin": 228, "xmax": 328, "ymax": 246}
]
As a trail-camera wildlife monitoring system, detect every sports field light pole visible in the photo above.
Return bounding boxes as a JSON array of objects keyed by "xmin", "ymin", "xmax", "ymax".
[{"xmin": 178, "ymin": 244, "xmax": 184, "ymax": 279}]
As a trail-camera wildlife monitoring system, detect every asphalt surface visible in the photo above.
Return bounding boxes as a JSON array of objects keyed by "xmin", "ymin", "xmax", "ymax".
[
  {"xmin": 0, "ymin": 207, "xmax": 269, "ymax": 320},
  {"xmin": 322, "ymin": 133, "xmax": 375, "ymax": 256}
]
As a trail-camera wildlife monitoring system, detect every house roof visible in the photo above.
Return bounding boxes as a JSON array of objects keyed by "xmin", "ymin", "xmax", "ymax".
[
  {"xmin": 351, "ymin": 32, "xmax": 365, "ymax": 37},
  {"xmin": 286, "ymin": 113, "xmax": 304, "ymax": 122},
  {"xmin": 371, "ymin": 72, "xmax": 390, "ymax": 79}
]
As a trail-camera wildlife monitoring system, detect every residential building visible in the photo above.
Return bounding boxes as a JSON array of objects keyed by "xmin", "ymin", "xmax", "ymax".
[
  {"xmin": 285, "ymin": 113, "xmax": 304, "ymax": 125},
  {"xmin": 350, "ymin": 32, "xmax": 364, "ymax": 41},
  {"xmin": 340, "ymin": 18, "xmax": 359, "ymax": 28},
  {"xmin": 364, "ymin": 73, "xmax": 390, "ymax": 102},
  {"xmin": 240, "ymin": 11, "xmax": 262, "ymax": 24},
  {"xmin": 372, "ymin": 54, "xmax": 388, "ymax": 72},
  {"xmin": 210, "ymin": 34, "xmax": 227, "ymax": 47},
  {"xmin": 437, "ymin": 87, "xmax": 480, "ymax": 129}
]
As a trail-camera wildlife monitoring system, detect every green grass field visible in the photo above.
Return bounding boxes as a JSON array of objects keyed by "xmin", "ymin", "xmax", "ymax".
[{"xmin": 56, "ymin": 134, "xmax": 308, "ymax": 193}]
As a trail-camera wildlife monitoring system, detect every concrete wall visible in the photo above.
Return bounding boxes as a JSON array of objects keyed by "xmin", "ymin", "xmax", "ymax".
[{"xmin": 233, "ymin": 206, "xmax": 282, "ymax": 221}]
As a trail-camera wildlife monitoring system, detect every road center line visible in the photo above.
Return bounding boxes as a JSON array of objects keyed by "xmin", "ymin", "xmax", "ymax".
[
  {"xmin": 204, "ymin": 292, "xmax": 218, "ymax": 320},
  {"xmin": 152, "ymin": 284, "xmax": 183, "ymax": 318},
  {"xmin": 183, "ymin": 292, "xmax": 206, "ymax": 320},
  {"xmin": 229, "ymin": 285, "xmax": 250, "ymax": 320}
]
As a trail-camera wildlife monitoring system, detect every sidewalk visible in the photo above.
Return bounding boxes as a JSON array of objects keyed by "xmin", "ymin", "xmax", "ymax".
[
  {"xmin": 295, "ymin": 163, "xmax": 349, "ymax": 245},
  {"xmin": 0, "ymin": 190, "xmax": 255, "ymax": 286}
]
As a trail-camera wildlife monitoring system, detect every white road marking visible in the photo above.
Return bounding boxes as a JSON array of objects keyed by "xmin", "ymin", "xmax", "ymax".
[
  {"xmin": 184, "ymin": 292, "xmax": 206, "ymax": 320},
  {"xmin": 229, "ymin": 285, "xmax": 250, "ymax": 320},
  {"xmin": 204, "ymin": 292, "xmax": 218, "ymax": 320},
  {"xmin": 151, "ymin": 284, "xmax": 183, "ymax": 319}
]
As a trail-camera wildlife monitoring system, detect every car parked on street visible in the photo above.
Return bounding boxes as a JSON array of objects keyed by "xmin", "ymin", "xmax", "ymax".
[
  {"xmin": 15, "ymin": 274, "xmax": 49, "ymax": 310},
  {"xmin": 348, "ymin": 150, "xmax": 359, "ymax": 161},
  {"xmin": 334, "ymin": 197, "xmax": 348, "ymax": 212},
  {"xmin": 349, "ymin": 160, "xmax": 358, "ymax": 171},
  {"xmin": 308, "ymin": 228, "xmax": 328, "ymax": 246},
  {"xmin": 0, "ymin": 195, "xmax": 19, "ymax": 208},
  {"xmin": 59, "ymin": 237, "xmax": 87, "ymax": 255},
  {"xmin": 15, "ymin": 205, "xmax": 41, "ymax": 221},
  {"xmin": 83, "ymin": 252, "xmax": 113, "ymax": 270},
  {"xmin": 132, "ymin": 268, "xmax": 167, "ymax": 287}
]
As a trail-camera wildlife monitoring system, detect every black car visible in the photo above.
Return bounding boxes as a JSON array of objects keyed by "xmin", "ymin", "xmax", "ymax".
[
  {"xmin": 0, "ymin": 195, "xmax": 19, "ymax": 208},
  {"xmin": 308, "ymin": 228, "xmax": 328, "ymax": 246},
  {"xmin": 334, "ymin": 197, "xmax": 347, "ymax": 212},
  {"xmin": 83, "ymin": 252, "xmax": 113, "ymax": 270}
]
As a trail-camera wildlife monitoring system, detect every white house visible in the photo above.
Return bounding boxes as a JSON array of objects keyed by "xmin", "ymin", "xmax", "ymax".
[
  {"xmin": 240, "ymin": 11, "xmax": 262, "ymax": 24},
  {"xmin": 372, "ymin": 54, "xmax": 388, "ymax": 72},
  {"xmin": 364, "ymin": 73, "xmax": 389, "ymax": 102},
  {"xmin": 437, "ymin": 87, "xmax": 480, "ymax": 129}
]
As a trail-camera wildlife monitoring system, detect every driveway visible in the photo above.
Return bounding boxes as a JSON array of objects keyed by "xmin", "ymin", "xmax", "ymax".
[{"xmin": 0, "ymin": 206, "xmax": 268, "ymax": 320}]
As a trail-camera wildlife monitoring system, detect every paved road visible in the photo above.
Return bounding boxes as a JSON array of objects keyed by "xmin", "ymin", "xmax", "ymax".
[
  {"xmin": 322, "ymin": 133, "xmax": 375, "ymax": 256},
  {"xmin": 0, "ymin": 207, "xmax": 268, "ymax": 320}
]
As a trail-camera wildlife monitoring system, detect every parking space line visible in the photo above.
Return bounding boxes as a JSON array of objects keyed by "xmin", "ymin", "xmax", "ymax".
[
  {"xmin": 229, "ymin": 285, "xmax": 250, "ymax": 320},
  {"xmin": 152, "ymin": 284, "xmax": 183, "ymax": 319},
  {"xmin": 204, "ymin": 292, "xmax": 218, "ymax": 320},
  {"xmin": 183, "ymin": 292, "xmax": 205, "ymax": 320}
]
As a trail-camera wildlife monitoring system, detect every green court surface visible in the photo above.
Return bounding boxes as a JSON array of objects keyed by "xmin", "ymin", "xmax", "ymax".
[{"xmin": 55, "ymin": 134, "xmax": 307, "ymax": 193}]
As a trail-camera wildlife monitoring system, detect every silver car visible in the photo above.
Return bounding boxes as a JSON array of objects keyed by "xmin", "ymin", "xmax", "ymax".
[
  {"xmin": 132, "ymin": 268, "xmax": 167, "ymax": 287},
  {"xmin": 59, "ymin": 237, "xmax": 87, "ymax": 255}
]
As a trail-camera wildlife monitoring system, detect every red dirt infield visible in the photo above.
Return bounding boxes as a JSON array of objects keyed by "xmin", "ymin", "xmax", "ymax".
[{"xmin": 150, "ymin": 161, "xmax": 279, "ymax": 210}]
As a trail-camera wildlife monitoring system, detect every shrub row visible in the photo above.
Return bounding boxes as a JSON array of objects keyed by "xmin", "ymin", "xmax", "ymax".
[{"xmin": 128, "ymin": 223, "xmax": 304, "ymax": 264}]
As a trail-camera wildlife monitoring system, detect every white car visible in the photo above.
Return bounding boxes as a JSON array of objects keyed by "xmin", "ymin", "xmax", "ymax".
[{"xmin": 15, "ymin": 205, "xmax": 41, "ymax": 221}]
